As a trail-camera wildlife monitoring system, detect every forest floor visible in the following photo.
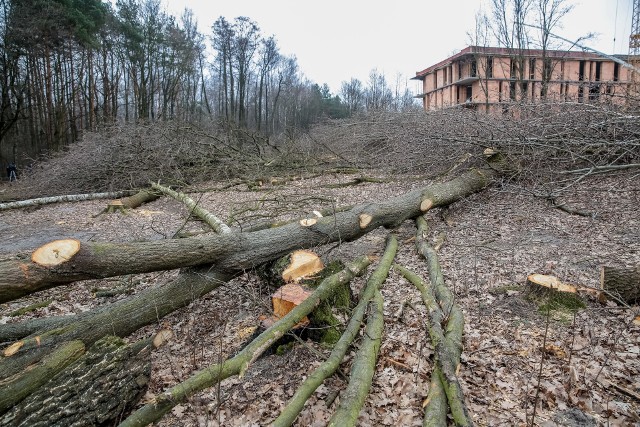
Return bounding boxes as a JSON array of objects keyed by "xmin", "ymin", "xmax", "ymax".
[{"xmin": 0, "ymin": 169, "xmax": 639, "ymax": 426}]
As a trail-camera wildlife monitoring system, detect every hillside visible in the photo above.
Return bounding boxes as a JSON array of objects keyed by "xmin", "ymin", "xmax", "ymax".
[{"xmin": 0, "ymin": 107, "xmax": 639, "ymax": 426}]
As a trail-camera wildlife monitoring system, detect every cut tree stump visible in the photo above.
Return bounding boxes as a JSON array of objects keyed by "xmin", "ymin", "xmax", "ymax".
[
  {"xmin": 526, "ymin": 274, "xmax": 585, "ymax": 310},
  {"xmin": 282, "ymin": 250, "xmax": 325, "ymax": 283},
  {"xmin": 271, "ymin": 283, "xmax": 314, "ymax": 325},
  {"xmin": 259, "ymin": 249, "xmax": 325, "ymax": 288},
  {"xmin": 601, "ymin": 265, "xmax": 640, "ymax": 304},
  {"xmin": 95, "ymin": 189, "xmax": 160, "ymax": 216},
  {"xmin": 527, "ymin": 274, "xmax": 578, "ymax": 294},
  {"xmin": 103, "ymin": 200, "xmax": 126, "ymax": 214}
]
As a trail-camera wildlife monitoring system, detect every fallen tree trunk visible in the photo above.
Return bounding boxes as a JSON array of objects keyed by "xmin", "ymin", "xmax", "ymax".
[
  {"xmin": 413, "ymin": 216, "xmax": 471, "ymax": 426},
  {"xmin": 0, "ymin": 191, "xmax": 133, "ymax": 211},
  {"xmin": 0, "ymin": 340, "xmax": 85, "ymax": 414},
  {"xmin": 0, "ymin": 267, "xmax": 232, "ymax": 383},
  {"xmin": 0, "ymin": 163, "xmax": 503, "ymax": 303},
  {"xmin": 96, "ymin": 189, "xmax": 161, "ymax": 215},
  {"xmin": 601, "ymin": 265, "xmax": 640, "ymax": 304},
  {"xmin": 116, "ymin": 189, "xmax": 160, "ymax": 209},
  {"xmin": 273, "ymin": 235, "xmax": 398, "ymax": 427},
  {"xmin": 1, "ymin": 335, "xmax": 152, "ymax": 426},
  {"xmin": 119, "ymin": 256, "xmax": 372, "ymax": 427}
]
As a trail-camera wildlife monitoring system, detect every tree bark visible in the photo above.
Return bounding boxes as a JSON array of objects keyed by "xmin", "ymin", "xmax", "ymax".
[
  {"xmin": 601, "ymin": 265, "xmax": 640, "ymax": 304},
  {"xmin": 0, "ymin": 164, "xmax": 501, "ymax": 303},
  {"xmin": 119, "ymin": 256, "xmax": 372, "ymax": 427},
  {"xmin": 0, "ymin": 340, "xmax": 85, "ymax": 414},
  {"xmin": 413, "ymin": 216, "xmax": 471, "ymax": 426},
  {"xmin": 1, "ymin": 336, "xmax": 152, "ymax": 427},
  {"xmin": 117, "ymin": 189, "xmax": 160, "ymax": 209},
  {"xmin": 0, "ymin": 191, "xmax": 132, "ymax": 211},
  {"xmin": 96, "ymin": 189, "xmax": 161, "ymax": 215}
]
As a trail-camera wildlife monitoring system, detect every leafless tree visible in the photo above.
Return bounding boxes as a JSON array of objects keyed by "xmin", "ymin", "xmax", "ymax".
[{"xmin": 491, "ymin": 0, "xmax": 533, "ymax": 101}]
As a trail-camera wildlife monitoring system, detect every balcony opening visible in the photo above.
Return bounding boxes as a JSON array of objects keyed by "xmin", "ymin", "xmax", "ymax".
[
  {"xmin": 579, "ymin": 61, "xmax": 585, "ymax": 81},
  {"xmin": 529, "ymin": 58, "xmax": 536, "ymax": 80},
  {"xmin": 578, "ymin": 84, "xmax": 584, "ymax": 102},
  {"xmin": 471, "ymin": 59, "xmax": 477, "ymax": 77},
  {"xmin": 595, "ymin": 62, "xmax": 601, "ymax": 82},
  {"xmin": 614, "ymin": 63, "xmax": 620, "ymax": 82},
  {"xmin": 486, "ymin": 56, "xmax": 493, "ymax": 78},
  {"xmin": 543, "ymin": 58, "xmax": 552, "ymax": 82},
  {"xmin": 466, "ymin": 85, "xmax": 473, "ymax": 102}
]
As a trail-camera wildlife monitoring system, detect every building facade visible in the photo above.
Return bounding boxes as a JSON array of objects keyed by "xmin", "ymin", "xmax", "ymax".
[{"xmin": 413, "ymin": 46, "xmax": 634, "ymax": 112}]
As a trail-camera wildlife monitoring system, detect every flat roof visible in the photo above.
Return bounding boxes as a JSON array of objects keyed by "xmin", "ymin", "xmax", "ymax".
[{"xmin": 412, "ymin": 46, "xmax": 628, "ymax": 80}]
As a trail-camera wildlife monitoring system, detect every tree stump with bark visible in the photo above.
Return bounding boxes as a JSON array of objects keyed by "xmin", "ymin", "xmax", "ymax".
[{"xmin": 526, "ymin": 274, "xmax": 585, "ymax": 310}]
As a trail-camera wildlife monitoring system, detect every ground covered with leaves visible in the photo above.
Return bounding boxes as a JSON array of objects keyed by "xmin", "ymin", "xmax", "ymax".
[{"xmin": 1, "ymin": 165, "xmax": 639, "ymax": 426}]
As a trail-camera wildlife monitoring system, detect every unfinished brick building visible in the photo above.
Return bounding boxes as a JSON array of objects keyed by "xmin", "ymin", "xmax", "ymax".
[{"xmin": 413, "ymin": 46, "xmax": 634, "ymax": 112}]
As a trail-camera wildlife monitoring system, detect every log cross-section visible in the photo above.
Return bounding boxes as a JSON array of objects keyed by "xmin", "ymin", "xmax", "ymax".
[{"xmin": 31, "ymin": 239, "xmax": 81, "ymax": 267}]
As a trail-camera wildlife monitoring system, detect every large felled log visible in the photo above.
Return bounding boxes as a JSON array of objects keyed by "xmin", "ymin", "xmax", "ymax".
[
  {"xmin": 0, "ymin": 267, "xmax": 232, "ymax": 383},
  {"xmin": 0, "ymin": 340, "xmax": 85, "ymax": 414},
  {"xmin": 0, "ymin": 162, "xmax": 504, "ymax": 303},
  {"xmin": 96, "ymin": 189, "xmax": 160, "ymax": 215},
  {"xmin": 119, "ymin": 256, "xmax": 372, "ymax": 427},
  {"xmin": 1, "ymin": 335, "xmax": 152, "ymax": 426},
  {"xmin": 601, "ymin": 265, "xmax": 640, "ymax": 304},
  {"xmin": 273, "ymin": 235, "xmax": 398, "ymax": 427},
  {"xmin": 0, "ymin": 191, "xmax": 132, "ymax": 211},
  {"xmin": 112, "ymin": 189, "xmax": 160, "ymax": 210}
]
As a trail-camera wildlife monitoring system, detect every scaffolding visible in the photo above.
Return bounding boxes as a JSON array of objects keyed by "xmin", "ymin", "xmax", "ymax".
[{"xmin": 631, "ymin": 0, "xmax": 640, "ymax": 55}]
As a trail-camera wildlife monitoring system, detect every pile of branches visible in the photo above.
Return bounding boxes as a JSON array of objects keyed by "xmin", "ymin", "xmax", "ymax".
[
  {"xmin": 7, "ymin": 102, "xmax": 640, "ymax": 200},
  {"xmin": 9, "ymin": 121, "xmax": 338, "ymax": 199},
  {"xmin": 308, "ymin": 102, "xmax": 640, "ymax": 185}
]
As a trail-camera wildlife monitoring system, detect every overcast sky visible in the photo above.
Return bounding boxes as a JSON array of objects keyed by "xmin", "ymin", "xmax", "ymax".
[{"xmin": 163, "ymin": 0, "xmax": 633, "ymax": 94}]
